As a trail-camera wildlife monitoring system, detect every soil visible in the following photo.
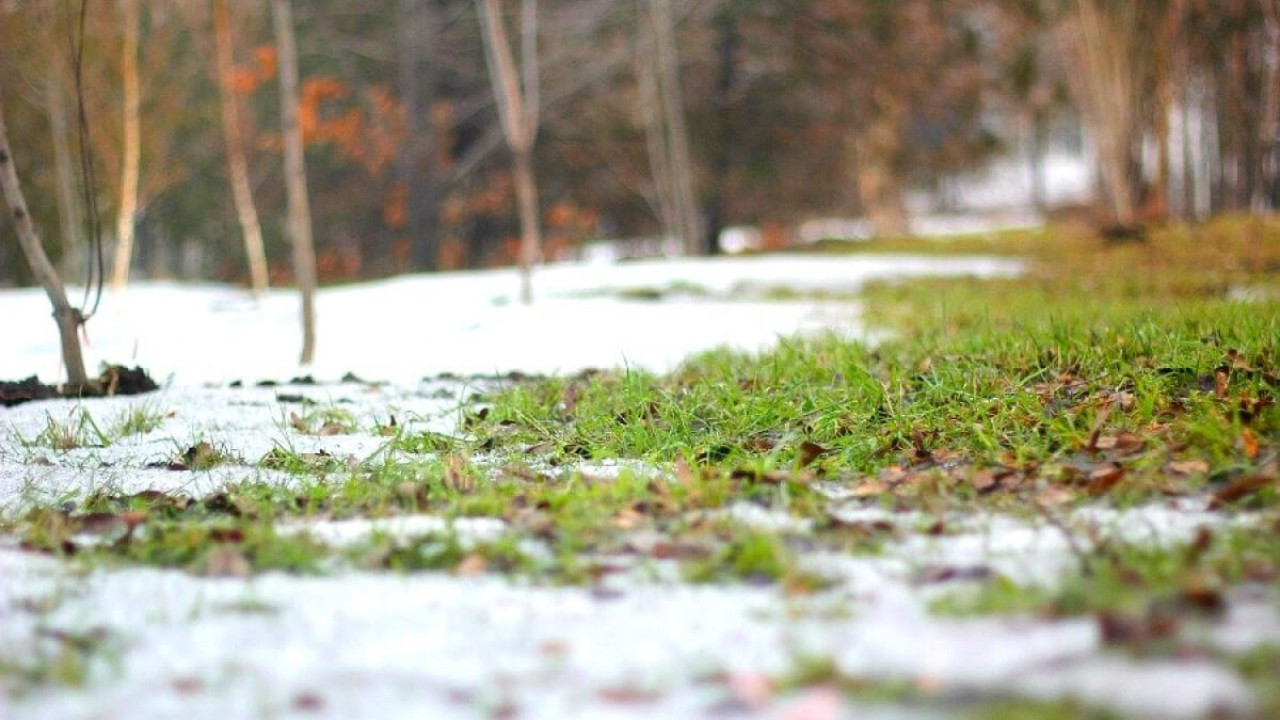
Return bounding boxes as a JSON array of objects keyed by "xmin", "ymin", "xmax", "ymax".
[{"xmin": 0, "ymin": 365, "xmax": 158, "ymax": 408}]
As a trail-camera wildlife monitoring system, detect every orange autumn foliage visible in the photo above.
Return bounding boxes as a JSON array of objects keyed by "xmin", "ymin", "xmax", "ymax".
[{"xmin": 297, "ymin": 79, "xmax": 404, "ymax": 177}]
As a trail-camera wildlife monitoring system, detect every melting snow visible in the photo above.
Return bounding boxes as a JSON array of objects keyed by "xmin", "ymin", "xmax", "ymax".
[{"xmin": 1, "ymin": 255, "xmax": 1274, "ymax": 719}]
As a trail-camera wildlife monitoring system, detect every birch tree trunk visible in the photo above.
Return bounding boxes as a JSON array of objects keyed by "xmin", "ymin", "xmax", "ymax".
[
  {"xmin": 271, "ymin": 0, "xmax": 318, "ymax": 364},
  {"xmin": 1071, "ymin": 0, "xmax": 1143, "ymax": 226},
  {"xmin": 646, "ymin": 0, "xmax": 701, "ymax": 256},
  {"xmin": 214, "ymin": 0, "xmax": 269, "ymax": 297},
  {"xmin": 477, "ymin": 0, "xmax": 542, "ymax": 304},
  {"xmin": 46, "ymin": 59, "xmax": 84, "ymax": 280},
  {"xmin": 111, "ymin": 0, "xmax": 141, "ymax": 290},
  {"xmin": 635, "ymin": 21, "xmax": 678, "ymax": 245},
  {"xmin": 0, "ymin": 100, "xmax": 91, "ymax": 389}
]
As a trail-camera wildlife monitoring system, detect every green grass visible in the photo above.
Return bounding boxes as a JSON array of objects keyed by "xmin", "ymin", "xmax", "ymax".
[
  {"xmin": 4, "ymin": 217, "xmax": 1278, "ymax": 594},
  {"xmin": 4, "ymin": 215, "xmax": 1279, "ymax": 711},
  {"xmin": 21, "ymin": 403, "xmax": 168, "ymax": 451}
]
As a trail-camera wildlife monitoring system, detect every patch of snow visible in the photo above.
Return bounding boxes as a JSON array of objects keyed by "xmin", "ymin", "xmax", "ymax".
[
  {"xmin": 1, "ymin": 255, "xmax": 1273, "ymax": 719},
  {"xmin": 276, "ymin": 515, "xmax": 508, "ymax": 548},
  {"xmin": 1, "ymin": 254, "xmax": 1020, "ymax": 386},
  {"xmin": 1014, "ymin": 658, "xmax": 1254, "ymax": 720}
]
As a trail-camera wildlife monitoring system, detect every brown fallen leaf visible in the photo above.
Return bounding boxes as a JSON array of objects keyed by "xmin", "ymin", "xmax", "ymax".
[
  {"xmin": 1086, "ymin": 400, "xmax": 1116, "ymax": 452},
  {"xmin": 208, "ymin": 527, "xmax": 245, "ymax": 543},
  {"xmin": 1166, "ymin": 459, "xmax": 1210, "ymax": 478},
  {"xmin": 674, "ymin": 458, "xmax": 696, "ymax": 485},
  {"xmin": 1094, "ymin": 432, "xmax": 1145, "ymax": 454},
  {"xmin": 292, "ymin": 692, "xmax": 325, "ymax": 711},
  {"xmin": 1209, "ymin": 474, "xmax": 1276, "ymax": 509},
  {"xmin": 170, "ymin": 676, "xmax": 204, "ymax": 694},
  {"xmin": 182, "ymin": 441, "xmax": 220, "ymax": 469},
  {"xmin": 73, "ymin": 512, "xmax": 128, "ymax": 541},
  {"xmin": 611, "ymin": 506, "xmax": 647, "ymax": 530},
  {"xmin": 315, "ymin": 422, "xmax": 347, "ymax": 436},
  {"xmin": 454, "ymin": 553, "xmax": 487, "ymax": 577},
  {"xmin": 202, "ymin": 547, "xmax": 251, "ymax": 578},
  {"xmin": 1215, "ymin": 368, "xmax": 1229, "ymax": 399},
  {"xmin": 849, "ymin": 480, "xmax": 888, "ymax": 497},
  {"xmin": 796, "ymin": 440, "xmax": 829, "ymax": 468},
  {"xmin": 1241, "ymin": 427, "xmax": 1259, "ymax": 460},
  {"xmin": 913, "ymin": 565, "xmax": 993, "ymax": 584},
  {"xmin": 1036, "ymin": 486, "xmax": 1076, "ymax": 506},
  {"xmin": 968, "ymin": 469, "xmax": 999, "ymax": 492},
  {"xmin": 1086, "ymin": 462, "xmax": 1125, "ymax": 496},
  {"xmin": 650, "ymin": 541, "xmax": 711, "ymax": 560},
  {"xmin": 1179, "ymin": 575, "xmax": 1226, "ymax": 616}
]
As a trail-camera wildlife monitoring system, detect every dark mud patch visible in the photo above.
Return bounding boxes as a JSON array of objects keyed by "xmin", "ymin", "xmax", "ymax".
[{"xmin": 0, "ymin": 365, "xmax": 158, "ymax": 408}]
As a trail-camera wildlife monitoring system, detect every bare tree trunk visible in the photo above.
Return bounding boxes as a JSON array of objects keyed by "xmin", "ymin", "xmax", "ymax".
[
  {"xmin": 272, "ymin": 0, "xmax": 317, "ymax": 364},
  {"xmin": 46, "ymin": 59, "xmax": 84, "ymax": 280},
  {"xmin": 477, "ymin": 0, "xmax": 542, "ymax": 304},
  {"xmin": 214, "ymin": 0, "xmax": 269, "ymax": 297},
  {"xmin": 646, "ymin": 0, "xmax": 701, "ymax": 256},
  {"xmin": 1256, "ymin": 0, "xmax": 1280, "ymax": 213},
  {"xmin": 702, "ymin": 4, "xmax": 739, "ymax": 256},
  {"xmin": 635, "ymin": 20, "xmax": 678, "ymax": 243},
  {"xmin": 1071, "ymin": 0, "xmax": 1143, "ymax": 226},
  {"xmin": 0, "ymin": 100, "xmax": 90, "ymax": 389},
  {"xmin": 851, "ymin": 96, "xmax": 909, "ymax": 237},
  {"xmin": 396, "ymin": 0, "xmax": 444, "ymax": 273},
  {"xmin": 111, "ymin": 0, "xmax": 142, "ymax": 290},
  {"xmin": 512, "ymin": 146, "xmax": 540, "ymax": 302},
  {"xmin": 1029, "ymin": 110, "xmax": 1047, "ymax": 211}
]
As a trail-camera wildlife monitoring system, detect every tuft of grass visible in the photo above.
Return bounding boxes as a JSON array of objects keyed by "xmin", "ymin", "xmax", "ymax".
[
  {"xmin": 108, "ymin": 402, "xmax": 168, "ymax": 439},
  {"xmin": 20, "ymin": 403, "xmax": 168, "ymax": 453},
  {"xmin": 25, "ymin": 410, "xmax": 110, "ymax": 451}
]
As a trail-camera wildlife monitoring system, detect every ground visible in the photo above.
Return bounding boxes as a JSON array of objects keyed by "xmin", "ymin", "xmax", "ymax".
[{"xmin": 1, "ymin": 219, "xmax": 1277, "ymax": 720}]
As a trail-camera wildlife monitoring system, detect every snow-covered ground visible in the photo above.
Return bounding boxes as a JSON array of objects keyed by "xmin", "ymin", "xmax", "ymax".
[
  {"xmin": 1, "ymin": 255, "xmax": 1275, "ymax": 720},
  {"xmin": 2, "ymin": 254, "xmax": 1021, "ymax": 386}
]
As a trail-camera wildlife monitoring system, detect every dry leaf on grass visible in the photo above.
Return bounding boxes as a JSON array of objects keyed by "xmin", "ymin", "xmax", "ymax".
[
  {"xmin": 796, "ymin": 440, "xmax": 829, "ymax": 468},
  {"xmin": 1166, "ymin": 459, "xmax": 1210, "ymax": 478},
  {"xmin": 1086, "ymin": 462, "xmax": 1125, "ymax": 496}
]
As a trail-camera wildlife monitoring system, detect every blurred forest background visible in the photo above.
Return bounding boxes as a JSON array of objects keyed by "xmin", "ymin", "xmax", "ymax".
[{"xmin": 1, "ymin": 0, "xmax": 1277, "ymax": 288}]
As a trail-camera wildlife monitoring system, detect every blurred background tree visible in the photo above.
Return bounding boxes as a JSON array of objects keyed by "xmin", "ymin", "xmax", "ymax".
[{"xmin": 2, "ymin": 0, "xmax": 1276, "ymax": 288}]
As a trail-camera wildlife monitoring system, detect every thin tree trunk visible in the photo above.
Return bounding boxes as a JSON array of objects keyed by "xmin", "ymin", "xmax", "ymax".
[
  {"xmin": 477, "ymin": 0, "xmax": 541, "ymax": 304},
  {"xmin": 513, "ymin": 147, "xmax": 540, "ymax": 304},
  {"xmin": 1256, "ymin": 0, "xmax": 1280, "ymax": 212},
  {"xmin": 851, "ymin": 99, "xmax": 909, "ymax": 237},
  {"xmin": 1150, "ymin": 0, "xmax": 1184, "ymax": 221},
  {"xmin": 703, "ymin": 5, "xmax": 738, "ymax": 256},
  {"xmin": 647, "ymin": 0, "xmax": 701, "ymax": 255},
  {"xmin": 1072, "ymin": 0, "xmax": 1141, "ymax": 225},
  {"xmin": 214, "ymin": 0, "xmax": 269, "ymax": 297},
  {"xmin": 635, "ymin": 20, "xmax": 678, "ymax": 243},
  {"xmin": 46, "ymin": 59, "xmax": 84, "ymax": 280},
  {"xmin": 0, "ymin": 100, "xmax": 90, "ymax": 389},
  {"xmin": 111, "ymin": 0, "xmax": 141, "ymax": 290},
  {"xmin": 396, "ymin": 0, "xmax": 444, "ymax": 272},
  {"xmin": 1029, "ymin": 110, "xmax": 1047, "ymax": 211},
  {"xmin": 272, "ymin": 0, "xmax": 317, "ymax": 365}
]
